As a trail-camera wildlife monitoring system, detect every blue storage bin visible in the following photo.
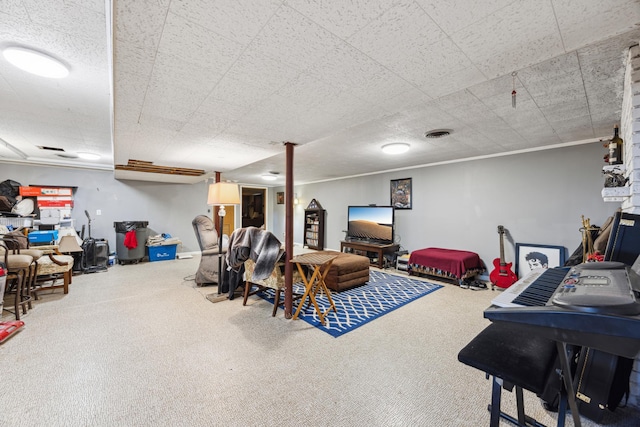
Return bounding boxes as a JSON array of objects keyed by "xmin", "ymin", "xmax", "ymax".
[
  {"xmin": 148, "ymin": 244, "xmax": 177, "ymax": 262},
  {"xmin": 28, "ymin": 230, "xmax": 59, "ymax": 244}
]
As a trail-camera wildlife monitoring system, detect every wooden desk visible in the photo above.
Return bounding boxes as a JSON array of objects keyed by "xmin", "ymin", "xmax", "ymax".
[
  {"xmin": 290, "ymin": 253, "xmax": 337, "ymax": 325},
  {"xmin": 340, "ymin": 240, "xmax": 399, "ymax": 269}
]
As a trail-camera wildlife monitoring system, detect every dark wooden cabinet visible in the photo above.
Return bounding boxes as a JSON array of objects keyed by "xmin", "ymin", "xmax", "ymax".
[{"xmin": 303, "ymin": 199, "xmax": 325, "ymax": 250}]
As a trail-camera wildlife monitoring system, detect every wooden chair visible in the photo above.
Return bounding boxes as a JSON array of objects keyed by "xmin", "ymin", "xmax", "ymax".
[
  {"xmin": 243, "ymin": 259, "xmax": 304, "ymax": 316},
  {"xmin": 0, "ymin": 240, "xmax": 35, "ymax": 320},
  {"xmin": 33, "ymin": 249, "xmax": 74, "ymax": 296},
  {"xmin": 2, "ymin": 235, "xmax": 74, "ymax": 299}
]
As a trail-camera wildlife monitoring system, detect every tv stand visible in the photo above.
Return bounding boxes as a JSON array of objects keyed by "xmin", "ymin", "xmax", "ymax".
[{"xmin": 340, "ymin": 240, "xmax": 399, "ymax": 269}]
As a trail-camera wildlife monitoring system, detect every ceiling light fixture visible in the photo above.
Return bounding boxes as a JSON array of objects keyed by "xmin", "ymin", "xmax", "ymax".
[
  {"xmin": 3, "ymin": 46, "xmax": 69, "ymax": 78},
  {"xmin": 382, "ymin": 143, "xmax": 410, "ymax": 154},
  {"xmin": 77, "ymin": 152, "xmax": 101, "ymax": 160},
  {"xmin": 261, "ymin": 172, "xmax": 279, "ymax": 181}
]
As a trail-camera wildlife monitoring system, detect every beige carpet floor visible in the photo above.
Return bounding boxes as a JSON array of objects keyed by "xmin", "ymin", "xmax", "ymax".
[{"xmin": 1, "ymin": 257, "xmax": 638, "ymax": 426}]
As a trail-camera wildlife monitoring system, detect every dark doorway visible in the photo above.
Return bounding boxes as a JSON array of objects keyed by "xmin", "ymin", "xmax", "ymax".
[{"xmin": 241, "ymin": 187, "xmax": 266, "ymax": 229}]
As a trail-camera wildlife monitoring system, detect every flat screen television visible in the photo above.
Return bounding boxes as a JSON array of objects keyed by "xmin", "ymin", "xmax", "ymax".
[{"xmin": 347, "ymin": 205, "xmax": 394, "ymax": 244}]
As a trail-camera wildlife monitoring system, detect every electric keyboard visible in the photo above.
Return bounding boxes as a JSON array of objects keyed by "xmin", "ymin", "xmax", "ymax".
[
  {"xmin": 491, "ymin": 267, "xmax": 567, "ymax": 308},
  {"xmin": 485, "ymin": 262, "xmax": 640, "ymax": 359}
]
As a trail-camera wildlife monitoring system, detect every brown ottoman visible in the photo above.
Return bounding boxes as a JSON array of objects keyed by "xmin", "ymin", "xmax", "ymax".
[{"xmin": 314, "ymin": 251, "xmax": 370, "ymax": 292}]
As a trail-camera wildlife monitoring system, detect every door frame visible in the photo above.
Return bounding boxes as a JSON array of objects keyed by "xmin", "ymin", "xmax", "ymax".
[{"xmin": 239, "ymin": 185, "xmax": 268, "ymax": 230}]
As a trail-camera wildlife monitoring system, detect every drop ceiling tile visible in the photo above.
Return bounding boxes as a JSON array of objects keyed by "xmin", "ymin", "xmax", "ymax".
[
  {"xmin": 114, "ymin": 42, "xmax": 156, "ymax": 79},
  {"xmin": 149, "ymin": 51, "xmax": 223, "ymax": 95},
  {"xmin": 347, "ymin": 2, "xmax": 447, "ymax": 68},
  {"xmin": 0, "ymin": 1, "xmax": 29, "ymax": 18},
  {"xmin": 115, "ymin": 0, "xmax": 169, "ymax": 51},
  {"xmin": 157, "ymin": 13, "xmax": 244, "ymax": 76},
  {"xmin": 225, "ymin": 46, "xmax": 302, "ymax": 89},
  {"xmin": 141, "ymin": 99, "xmax": 193, "ymax": 123},
  {"xmin": 22, "ymin": 0, "xmax": 105, "ymax": 42},
  {"xmin": 305, "ymin": 43, "xmax": 415, "ymax": 103},
  {"xmin": 115, "ymin": 71, "xmax": 148, "ymax": 112},
  {"xmin": 285, "ymin": 0, "xmax": 394, "ymax": 39},
  {"xmin": 196, "ymin": 97, "xmax": 252, "ymax": 120},
  {"xmin": 379, "ymin": 89, "xmax": 433, "ymax": 115},
  {"xmin": 542, "ymin": 101, "xmax": 590, "ymax": 123},
  {"xmin": 553, "ymin": 0, "xmax": 640, "ymax": 52},
  {"xmin": 517, "ymin": 53, "xmax": 581, "ymax": 86},
  {"xmin": 250, "ymin": 5, "xmax": 343, "ymax": 69},
  {"xmin": 452, "ymin": 1, "xmax": 562, "ymax": 78},
  {"xmin": 169, "ymin": 0, "xmax": 281, "ymax": 45},
  {"xmin": 144, "ymin": 81, "xmax": 209, "ymax": 116},
  {"xmin": 415, "ymin": 0, "xmax": 515, "ymax": 34},
  {"xmin": 548, "ymin": 113, "xmax": 592, "ymax": 132},
  {"xmin": 180, "ymin": 118, "xmax": 228, "ymax": 138},
  {"xmin": 419, "ymin": 65, "xmax": 487, "ymax": 99},
  {"xmin": 207, "ymin": 76, "xmax": 277, "ymax": 109}
]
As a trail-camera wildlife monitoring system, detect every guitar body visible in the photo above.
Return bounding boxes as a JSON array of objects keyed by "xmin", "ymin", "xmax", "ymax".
[
  {"xmin": 490, "ymin": 225, "xmax": 518, "ymax": 289},
  {"xmin": 490, "ymin": 258, "xmax": 517, "ymax": 289}
]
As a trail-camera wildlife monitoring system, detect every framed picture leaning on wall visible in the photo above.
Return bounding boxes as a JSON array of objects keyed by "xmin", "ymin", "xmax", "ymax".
[
  {"xmin": 515, "ymin": 243, "xmax": 566, "ymax": 279},
  {"xmin": 390, "ymin": 178, "xmax": 411, "ymax": 209}
]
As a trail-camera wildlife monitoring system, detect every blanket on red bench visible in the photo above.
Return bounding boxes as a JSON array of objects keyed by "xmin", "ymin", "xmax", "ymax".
[{"xmin": 409, "ymin": 247, "xmax": 483, "ymax": 280}]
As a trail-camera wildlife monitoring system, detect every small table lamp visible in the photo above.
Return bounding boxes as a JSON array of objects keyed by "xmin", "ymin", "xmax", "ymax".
[{"xmin": 207, "ymin": 182, "xmax": 240, "ymax": 296}]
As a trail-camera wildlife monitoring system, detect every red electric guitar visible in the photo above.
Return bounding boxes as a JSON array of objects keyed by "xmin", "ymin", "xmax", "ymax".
[{"xmin": 489, "ymin": 225, "xmax": 518, "ymax": 289}]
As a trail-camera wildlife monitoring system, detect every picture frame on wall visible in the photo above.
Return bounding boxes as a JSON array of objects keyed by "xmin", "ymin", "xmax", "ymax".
[
  {"xmin": 390, "ymin": 178, "xmax": 412, "ymax": 210},
  {"xmin": 515, "ymin": 243, "xmax": 566, "ymax": 279},
  {"xmin": 276, "ymin": 192, "xmax": 284, "ymax": 204}
]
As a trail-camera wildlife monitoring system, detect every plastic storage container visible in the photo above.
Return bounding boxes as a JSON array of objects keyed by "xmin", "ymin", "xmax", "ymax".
[
  {"xmin": 28, "ymin": 230, "xmax": 58, "ymax": 245},
  {"xmin": 114, "ymin": 221, "xmax": 149, "ymax": 264},
  {"xmin": 148, "ymin": 244, "xmax": 177, "ymax": 262}
]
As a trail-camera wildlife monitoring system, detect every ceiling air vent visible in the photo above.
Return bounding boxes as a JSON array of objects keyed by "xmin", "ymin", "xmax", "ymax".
[
  {"xmin": 424, "ymin": 129, "xmax": 452, "ymax": 139},
  {"xmin": 37, "ymin": 145, "xmax": 66, "ymax": 151}
]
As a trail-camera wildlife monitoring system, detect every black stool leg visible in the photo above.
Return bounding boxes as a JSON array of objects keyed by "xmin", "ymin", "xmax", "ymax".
[
  {"xmin": 488, "ymin": 380, "xmax": 547, "ymax": 427},
  {"xmin": 516, "ymin": 386, "xmax": 526, "ymax": 424},
  {"xmin": 490, "ymin": 376, "xmax": 502, "ymax": 427},
  {"xmin": 557, "ymin": 391, "xmax": 567, "ymax": 427}
]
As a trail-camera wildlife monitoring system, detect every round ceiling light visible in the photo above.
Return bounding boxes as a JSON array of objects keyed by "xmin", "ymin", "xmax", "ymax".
[
  {"xmin": 77, "ymin": 152, "xmax": 101, "ymax": 160},
  {"xmin": 382, "ymin": 143, "xmax": 410, "ymax": 154},
  {"xmin": 261, "ymin": 173, "xmax": 278, "ymax": 181},
  {"xmin": 3, "ymin": 46, "xmax": 69, "ymax": 78},
  {"xmin": 425, "ymin": 129, "xmax": 452, "ymax": 139}
]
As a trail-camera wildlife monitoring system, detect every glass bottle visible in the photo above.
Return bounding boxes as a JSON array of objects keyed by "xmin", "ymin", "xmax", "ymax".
[{"xmin": 608, "ymin": 124, "xmax": 623, "ymax": 165}]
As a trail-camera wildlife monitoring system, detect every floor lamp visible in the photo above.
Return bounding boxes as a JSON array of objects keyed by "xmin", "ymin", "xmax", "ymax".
[{"xmin": 207, "ymin": 182, "xmax": 240, "ymax": 300}]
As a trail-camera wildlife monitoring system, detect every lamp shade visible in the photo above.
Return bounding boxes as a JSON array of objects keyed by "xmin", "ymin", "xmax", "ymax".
[{"xmin": 207, "ymin": 182, "xmax": 240, "ymax": 205}]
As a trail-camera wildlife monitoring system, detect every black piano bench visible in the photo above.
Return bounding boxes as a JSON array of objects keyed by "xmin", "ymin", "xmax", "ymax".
[{"xmin": 458, "ymin": 322, "xmax": 567, "ymax": 427}]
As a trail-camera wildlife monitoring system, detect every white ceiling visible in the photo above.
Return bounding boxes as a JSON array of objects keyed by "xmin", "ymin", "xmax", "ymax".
[{"xmin": 1, "ymin": 1, "xmax": 639, "ymax": 185}]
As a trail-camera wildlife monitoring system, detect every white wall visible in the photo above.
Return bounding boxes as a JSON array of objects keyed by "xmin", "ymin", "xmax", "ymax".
[
  {"xmin": 272, "ymin": 141, "xmax": 614, "ymax": 271},
  {"xmin": 0, "ymin": 163, "xmax": 211, "ymax": 253},
  {"xmin": 2, "ymin": 141, "xmax": 615, "ymax": 268}
]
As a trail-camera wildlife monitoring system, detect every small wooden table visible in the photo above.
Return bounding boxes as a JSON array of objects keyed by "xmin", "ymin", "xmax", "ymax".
[
  {"xmin": 340, "ymin": 240, "xmax": 399, "ymax": 269},
  {"xmin": 290, "ymin": 253, "xmax": 337, "ymax": 325}
]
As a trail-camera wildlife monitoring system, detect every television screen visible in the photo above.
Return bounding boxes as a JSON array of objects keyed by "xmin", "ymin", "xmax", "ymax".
[{"xmin": 347, "ymin": 206, "xmax": 394, "ymax": 243}]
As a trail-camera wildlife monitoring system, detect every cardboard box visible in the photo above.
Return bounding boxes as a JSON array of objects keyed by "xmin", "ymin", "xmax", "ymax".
[
  {"xmin": 19, "ymin": 187, "xmax": 73, "ymax": 197},
  {"xmin": 148, "ymin": 244, "xmax": 177, "ymax": 262}
]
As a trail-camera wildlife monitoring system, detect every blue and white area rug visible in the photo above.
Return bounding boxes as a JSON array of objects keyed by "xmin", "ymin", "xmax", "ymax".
[{"xmin": 259, "ymin": 270, "xmax": 443, "ymax": 337}]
